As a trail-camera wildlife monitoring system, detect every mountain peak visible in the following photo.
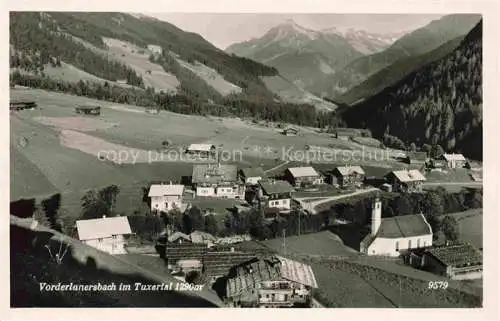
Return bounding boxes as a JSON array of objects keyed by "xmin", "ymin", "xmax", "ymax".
[{"xmin": 268, "ymin": 20, "xmax": 319, "ymax": 41}]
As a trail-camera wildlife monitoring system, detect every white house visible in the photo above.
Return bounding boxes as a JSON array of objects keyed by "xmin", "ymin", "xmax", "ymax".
[
  {"xmin": 192, "ymin": 163, "xmax": 244, "ymax": 198},
  {"xmin": 285, "ymin": 166, "xmax": 323, "ymax": 188},
  {"xmin": 259, "ymin": 180, "xmax": 295, "ymax": 212},
  {"xmin": 76, "ymin": 216, "xmax": 132, "ymax": 255},
  {"xmin": 360, "ymin": 197, "xmax": 433, "ymax": 257},
  {"xmin": 147, "ymin": 44, "xmax": 163, "ymax": 55},
  {"xmin": 186, "ymin": 143, "xmax": 216, "ymax": 159},
  {"xmin": 441, "ymin": 153, "xmax": 467, "ymax": 169},
  {"xmin": 148, "ymin": 183, "xmax": 185, "ymax": 213}
]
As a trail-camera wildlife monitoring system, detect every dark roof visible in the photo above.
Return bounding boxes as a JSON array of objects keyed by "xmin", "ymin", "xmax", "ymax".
[
  {"xmin": 241, "ymin": 167, "xmax": 266, "ymax": 178},
  {"xmin": 203, "ymin": 251, "xmax": 257, "ymax": 277},
  {"xmin": 259, "ymin": 180, "xmax": 294, "ymax": 195},
  {"xmin": 376, "ymin": 214, "xmax": 432, "ymax": 238},
  {"xmin": 192, "ymin": 164, "xmax": 238, "ymax": 184},
  {"xmin": 165, "ymin": 243, "xmax": 208, "ymax": 261},
  {"xmin": 406, "ymin": 151, "xmax": 428, "ymax": 161},
  {"xmin": 76, "ymin": 105, "xmax": 101, "ymax": 110},
  {"xmin": 426, "ymin": 244, "xmax": 483, "ymax": 268}
]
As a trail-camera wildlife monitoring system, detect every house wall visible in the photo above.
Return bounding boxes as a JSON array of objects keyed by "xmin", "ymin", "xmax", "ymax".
[
  {"xmin": 83, "ymin": 235, "xmax": 127, "ymax": 255},
  {"xmin": 196, "ymin": 186, "xmax": 216, "ymax": 197},
  {"xmin": 392, "ymin": 181, "xmax": 424, "ymax": 193},
  {"xmin": 267, "ymin": 198, "xmax": 291, "ymax": 210},
  {"xmin": 258, "ymin": 280, "xmax": 310, "ymax": 307},
  {"xmin": 216, "ymin": 186, "xmax": 238, "ymax": 198},
  {"xmin": 245, "ymin": 177, "xmax": 262, "ymax": 185},
  {"xmin": 446, "ymin": 159, "xmax": 467, "ymax": 169},
  {"xmin": 367, "ymin": 235, "xmax": 433, "ymax": 257},
  {"xmin": 151, "ymin": 195, "xmax": 183, "ymax": 212}
]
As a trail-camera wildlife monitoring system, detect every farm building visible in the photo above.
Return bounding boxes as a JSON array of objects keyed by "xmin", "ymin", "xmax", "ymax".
[
  {"xmin": 10, "ymin": 100, "xmax": 37, "ymax": 111},
  {"xmin": 163, "ymin": 242, "xmax": 208, "ymax": 268},
  {"xmin": 168, "ymin": 231, "xmax": 192, "ymax": 244},
  {"xmin": 224, "ymin": 256, "xmax": 318, "ymax": 308},
  {"xmin": 145, "ymin": 107, "xmax": 160, "ymax": 114},
  {"xmin": 190, "ymin": 230, "xmax": 217, "ymax": 247},
  {"xmin": 259, "ymin": 180, "xmax": 295, "ymax": 212},
  {"xmin": 385, "ymin": 169, "xmax": 426, "ymax": 193},
  {"xmin": 329, "ymin": 165, "xmax": 365, "ymax": 188},
  {"xmin": 147, "ymin": 44, "xmax": 163, "ymax": 55},
  {"xmin": 76, "ymin": 216, "xmax": 132, "ymax": 255},
  {"xmin": 332, "ymin": 128, "xmax": 371, "ymax": 140},
  {"xmin": 404, "ymin": 151, "xmax": 429, "ymax": 165},
  {"xmin": 360, "ymin": 197, "xmax": 433, "ymax": 257},
  {"xmin": 75, "ymin": 105, "xmax": 101, "ymax": 115},
  {"xmin": 239, "ymin": 167, "xmax": 266, "ymax": 186},
  {"xmin": 176, "ymin": 259, "xmax": 203, "ymax": 274},
  {"xmin": 192, "ymin": 163, "xmax": 244, "ymax": 198},
  {"xmin": 148, "ymin": 183, "xmax": 185, "ymax": 213},
  {"xmin": 282, "ymin": 127, "xmax": 299, "ymax": 136},
  {"xmin": 285, "ymin": 166, "xmax": 323, "ymax": 188},
  {"xmin": 429, "ymin": 158, "xmax": 447, "ymax": 169},
  {"xmin": 422, "ymin": 244, "xmax": 483, "ymax": 280},
  {"xmin": 186, "ymin": 143, "xmax": 216, "ymax": 158},
  {"xmin": 203, "ymin": 251, "xmax": 258, "ymax": 283},
  {"xmin": 440, "ymin": 153, "xmax": 467, "ymax": 169}
]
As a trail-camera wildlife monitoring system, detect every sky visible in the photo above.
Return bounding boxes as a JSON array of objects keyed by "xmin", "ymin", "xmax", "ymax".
[{"xmin": 147, "ymin": 13, "xmax": 445, "ymax": 49}]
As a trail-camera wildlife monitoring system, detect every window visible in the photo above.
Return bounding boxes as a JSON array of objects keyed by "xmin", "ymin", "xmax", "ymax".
[
  {"xmin": 395, "ymin": 241, "xmax": 399, "ymax": 251},
  {"xmin": 408, "ymin": 239, "xmax": 412, "ymax": 249},
  {"xmin": 417, "ymin": 239, "xmax": 421, "ymax": 248}
]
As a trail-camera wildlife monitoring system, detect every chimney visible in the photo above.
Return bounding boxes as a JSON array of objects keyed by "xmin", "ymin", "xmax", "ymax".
[{"xmin": 371, "ymin": 197, "xmax": 382, "ymax": 236}]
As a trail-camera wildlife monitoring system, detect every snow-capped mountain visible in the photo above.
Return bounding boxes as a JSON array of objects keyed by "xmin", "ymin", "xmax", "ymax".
[
  {"xmin": 226, "ymin": 20, "xmax": 371, "ymax": 93},
  {"xmin": 321, "ymin": 27, "xmax": 405, "ymax": 54}
]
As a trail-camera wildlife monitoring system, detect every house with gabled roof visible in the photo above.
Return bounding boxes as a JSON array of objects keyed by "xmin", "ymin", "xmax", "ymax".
[
  {"xmin": 148, "ymin": 182, "xmax": 185, "ymax": 213},
  {"xmin": 239, "ymin": 167, "xmax": 266, "ymax": 186},
  {"xmin": 259, "ymin": 180, "xmax": 295, "ymax": 212},
  {"xmin": 385, "ymin": 169, "xmax": 426, "ymax": 193},
  {"xmin": 224, "ymin": 255, "xmax": 318, "ymax": 308},
  {"xmin": 330, "ymin": 165, "xmax": 365, "ymax": 188},
  {"xmin": 285, "ymin": 166, "xmax": 323, "ymax": 188},
  {"xmin": 422, "ymin": 243, "xmax": 482, "ymax": 280},
  {"xmin": 186, "ymin": 143, "xmax": 216, "ymax": 158},
  {"xmin": 360, "ymin": 197, "xmax": 433, "ymax": 257},
  {"xmin": 192, "ymin": 163, "xmax": 244, "ymax": 198},
  {"xmin": 76, "ymin": 216, "xmax": 132, "ymax": 255},
  {"xmin": 404, "ymin": 151, "xmax": 429, "ymax": 165},
  {"xmin": 440, "ymin": 153, "xmax": 467, "ymax": 169}
]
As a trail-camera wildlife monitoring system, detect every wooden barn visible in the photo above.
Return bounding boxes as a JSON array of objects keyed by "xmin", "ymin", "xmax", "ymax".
[
  {"xmin": 10, "ymin": 100, "xmax": 37, "ymax": 111},
  {"xmin": 75, "ymin": 105, "xmax": 101, "ymax": 115}
]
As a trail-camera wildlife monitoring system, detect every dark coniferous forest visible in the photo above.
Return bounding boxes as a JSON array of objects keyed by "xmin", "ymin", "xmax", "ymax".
[{"xmin": 341, "ymin": 20, "xmax": 482, "ymax": 160}]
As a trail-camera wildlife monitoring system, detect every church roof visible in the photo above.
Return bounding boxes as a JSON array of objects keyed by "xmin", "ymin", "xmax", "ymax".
[{"xmin": 376, "ymin": 214, "xmax": 432, "ymax": 239}]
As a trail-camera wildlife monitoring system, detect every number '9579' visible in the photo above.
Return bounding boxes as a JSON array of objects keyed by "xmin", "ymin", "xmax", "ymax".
[{"xmin": 428, "ymin": 281, "xmax": 449, "ymax": 289}]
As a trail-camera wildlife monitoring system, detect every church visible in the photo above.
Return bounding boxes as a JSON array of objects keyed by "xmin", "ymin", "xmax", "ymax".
[{"xmin": 360, "ymin": 197, "xmax": 433, "ymax": 257}]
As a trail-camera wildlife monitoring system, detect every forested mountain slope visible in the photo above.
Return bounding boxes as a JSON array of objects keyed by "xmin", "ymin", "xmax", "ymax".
[
  {"xmin": 341, "ymin": 20, "xmax": 483, "ymax": 160},
  {"xmin": 320, "ymin": 14, "xmax": 481, "ymax": 99},
  {"xmin": 9, "ymin": 12, "xmax": 337, "ymax": 126}
]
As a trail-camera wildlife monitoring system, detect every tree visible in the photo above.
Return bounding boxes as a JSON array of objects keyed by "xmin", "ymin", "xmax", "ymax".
[
  {"xmin": 98, "ymin": 185, "xmax": 120, "ymax": 215},
  {"xmin": 430, "ymin": 144, "xmax": 445, "ymax": 158},
  {"xmin": 80, "ymin": 190, "xmax": 108, "ymax": 220},
  {"xmin": 204, "ymin": 214, "xmax": 219, "ymax": 236},
  {"xmin": 409, "ymin": 142, "xmax": 417, "ymax": 152},
  {"xmin": 186, "ymin": 207, "xmax": 205, "ymax": 232},
  {"xmin": 33, "ymin": 204, "xmax": 50, "ymax": 227},
  {"xmin": 393, "ymin": 194, "xmax": 413, "ymax": 216},
  {"xmin": 441, "ymin": 215, "xmax": 460, "ymax": 242},
  {"xmin": 41, "ymin": 193, "xmax": 62, "ymax": 231}
]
